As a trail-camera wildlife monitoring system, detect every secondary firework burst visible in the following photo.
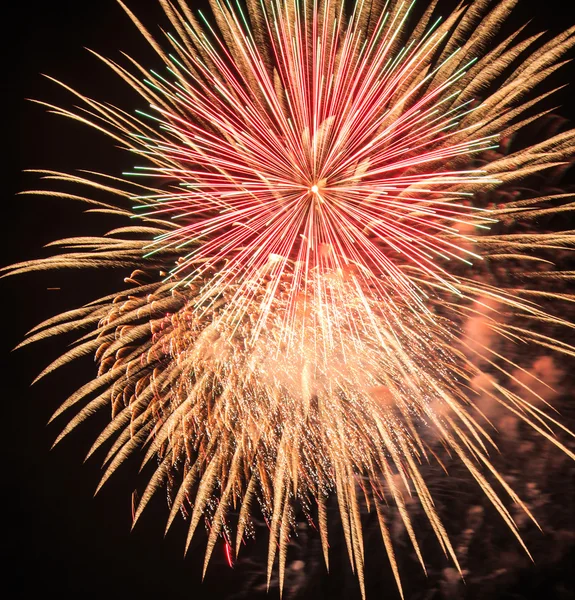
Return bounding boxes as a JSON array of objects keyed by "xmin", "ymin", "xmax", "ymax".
[{"xmin": 7, "ymin": 0, "xmax": 575, "ymax": 597}]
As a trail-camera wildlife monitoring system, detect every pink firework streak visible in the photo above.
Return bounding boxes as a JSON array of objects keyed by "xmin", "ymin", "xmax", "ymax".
[{"xmin": 131, "ymin": 0, "xmax": 497, "ymax": 334}]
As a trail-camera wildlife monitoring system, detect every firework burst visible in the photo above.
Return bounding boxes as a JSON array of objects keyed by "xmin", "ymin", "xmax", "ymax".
[{"xmin": 7, "ymin": 0, "xmax": 575, "ymax": 597}]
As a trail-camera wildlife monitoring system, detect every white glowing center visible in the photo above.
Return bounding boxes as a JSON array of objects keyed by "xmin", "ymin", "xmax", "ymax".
[{"xmin": 310, "ymin": 184, "xmax": 319, "ymax": 194}]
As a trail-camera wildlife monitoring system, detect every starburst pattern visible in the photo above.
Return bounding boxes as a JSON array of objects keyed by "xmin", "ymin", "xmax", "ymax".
[{"xmin": 7, "ymin": 0, "xmax": 575, "ymax": 597}]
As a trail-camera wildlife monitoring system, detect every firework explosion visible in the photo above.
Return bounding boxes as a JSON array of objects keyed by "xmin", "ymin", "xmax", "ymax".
[{"xmin": 7, "ymin": 0, "xmax": 575, "ymax": 597}]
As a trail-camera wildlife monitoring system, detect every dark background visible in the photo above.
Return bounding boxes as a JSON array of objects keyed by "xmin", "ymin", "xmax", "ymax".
[{"xmin": 3, "ymin": 1, "xmax": 575, "ymax": 599}]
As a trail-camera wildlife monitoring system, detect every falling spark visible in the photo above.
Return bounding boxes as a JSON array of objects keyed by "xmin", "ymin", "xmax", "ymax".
[{"xmin": 225, "ymin": 540, "xmax": 235, "ymax": 569}]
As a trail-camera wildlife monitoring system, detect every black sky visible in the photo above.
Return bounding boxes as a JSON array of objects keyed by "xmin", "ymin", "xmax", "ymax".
[{"xmin": 3, "ymin": 1, "xmax": 575, "ymax": 599}]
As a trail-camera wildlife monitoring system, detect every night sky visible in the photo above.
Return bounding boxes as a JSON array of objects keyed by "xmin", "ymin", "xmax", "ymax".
[{"xmin": 3, "ymin": 1, "xmax": 575, "ymax": 599}]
